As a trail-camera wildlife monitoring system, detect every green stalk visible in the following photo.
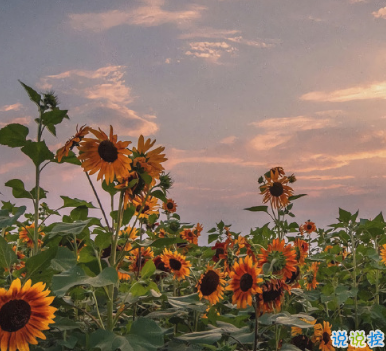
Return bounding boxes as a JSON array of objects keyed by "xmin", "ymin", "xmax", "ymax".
[
  {"xmin": 253, "ymin": 296, "xmax": 259, "ymax": 351},
  {"xmin": 92, "ymin": 289, "xmax": 105, "ymax": 330},
  {"xmin": 350, "ymin": 228, "xmax": 358, "ymax": 329},
  {"xmin": 374, "ymin": 236, "xmax": 380, "ymax": 305}
]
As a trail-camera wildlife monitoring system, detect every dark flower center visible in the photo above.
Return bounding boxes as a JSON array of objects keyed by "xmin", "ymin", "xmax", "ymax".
[
  {"xmin": 215, "ymin": 248, "xmax": 225, "ymax": 257},
  {"xmin": 306, "ymin": 224, "xmax": 313, "ymax": 231},
  {"xmin": 98, "ymin": 140, "xmax": 118, "ymax": 163},
  {"xmin": 169, "ymin": 258, "xmax": 182, "ymax": 270},
  {"xmin": 323, "ymin": 332, "xmax": 330, "ymax": 344},
  {"xmin": 200, "ymin": 270, "xmax": 220, "ymax": 296},
  {"xmin": 136, "ymin": 205, "xmax": 150, "ymax": 213},
  {"xmin": 269, "ymin": 182, "xmax": 284, "ymax": 197},
  {"xmin": 167, "ymin": 202, "xmax": 174, "ymax": 210},
  {"xmin": 0, "ymin": 299, "xmax": 31, "ymax": 332},
  {"xmin": 263, "ymin": 286, "xmax": 282, "ymax": 302},
  {"xmin": 240, "ymin": 273, "xmax": 253, "ymax": 292},
  {"xmin": 292, "ymin": 335, "xmax": 313, "ymax": 351}
]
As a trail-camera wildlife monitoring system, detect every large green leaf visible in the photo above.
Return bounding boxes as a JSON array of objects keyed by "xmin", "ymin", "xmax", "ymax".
[
  {"xmin": 48, "ymin": 219, "xmax": 92, "ymax": 238},
  {"xmin": 51, "ymin": 247, "xmax": 77, "ymax": 272},
  {"xmin": 244, "ymin": 206, "xmax": 268, "ymax": 212},
  {"xmin": 21, "ymin": 140, "xmax": 54, "ymax": 166},
  {"xmin": 176, "ymin": 330, "xmax": 222, "ymax": 345},
  {"xmin": 24, "ymin": 246, "xmax": 58, "ymax": 282},
  {"xmin": 41, "ymin": 109, "xmax": 68, "ymax": 126},
  {"xmin": 0, "ymin": 205, "xmax": 26, "ymax": 228},
  {"xmin": 151, "ymin": 237, "xmax": 186, "ymax": 248},
  {"xmin": 141, "ymin": 259, "xmax": 156, "ymax": 279},
  {"xmin": 60, "ymin": 196, "xmax": 96, "ymax": 208},
  {"xmin": 288, "ymin": 194, "xmax": 307, "ymax": 201},
  {"xmin": 0, "ymin": 236, "xmax": 17, "ymax": 270},
  {"xmin": 19, "ymin": 81, "xmax": 41, "ymax": 106},
  {"xmin": 151, "ymin": 190, "xmax": 167, "ymax": 203},
  {"xmin": 5, "ymin": 179, "xmax": 32, "ymax": 199},
  {"xmin": 0, "ymin": 123, "xmax": 29, "ymax": 147},
  {"xmin": 52, "ymin": 266, "xmax": 118, "ymax": 297}
]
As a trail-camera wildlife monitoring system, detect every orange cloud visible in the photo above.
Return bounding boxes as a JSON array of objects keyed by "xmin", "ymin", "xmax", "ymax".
[
  {"xmin": 185, "ymin": 41, "xmax": 237, "ymax": 62},
  {"xmin": 0, "ymin": 161, "xmax": 25, "ymax": 175},
  {"xmin": 373, "ymin": 7, "xmax": 386, "ymax": 19},
  {"xmin": 300, "ymin": 81, "xmax": 386, "ymax": 102},
  {"xmin": 0, "ymin": 103, "xmax": 22, "ymax": 112}
]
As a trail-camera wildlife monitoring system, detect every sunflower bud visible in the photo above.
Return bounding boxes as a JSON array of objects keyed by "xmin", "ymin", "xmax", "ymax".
[
  {"xmin": 159, "ymin": 172, "xmax": 173, "ymax": 191},
  {"xmin": 288, "ymin": 174, "xmax": 297, "ymax": 183},
  {"xmin": 42, "ymin": 91, "xmax": 59, "ymax": 109}
]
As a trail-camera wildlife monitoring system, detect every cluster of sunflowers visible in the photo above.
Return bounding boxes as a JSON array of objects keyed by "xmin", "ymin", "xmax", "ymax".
[{"xmin": 1, "ymin": 84, "xmax": 386, "ymax": 351}]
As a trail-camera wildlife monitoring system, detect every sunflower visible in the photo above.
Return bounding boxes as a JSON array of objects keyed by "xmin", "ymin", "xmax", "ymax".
[
  {"xmin": 162, "ymin": 199, "xmax": 177, "ymax": 213},
  {"xmin": 116, "ymin": 260, "xmax": 131, "ymax": 281},
  {"xmin": 226, "ymin": 255, "xmax": 263, "ymax": 309},
  {"xmin": 291, "ymin": 335, "xmax": 314, "ymax": 351},
  {"xmin": 300, "ymin": 221, "xmax": 316, "ymax": 235},
  {"xmin": 132, "ymin": 135, "xmax": 167, "ymax": 179},
  {"xmin": 304, "ymin": 262, "xmax": 320, "ymax": 290},
  {"xmin": 291, "ymin": 318, "xmax": 316, "ymax": 337},
  {"xmin": 294, "ymin": 238, "xmax": 309, "ymax": 266},
  {"xmin": 347, "ymin": 345, "xmax": 372, "ymax": 351},
  {"xmin": 260, "ymin": 170, "xmax": 294, "ymax": 209},
  {"xmin": 381, "ymin": 244, "xmax": 386, "ymax": 266},
  {"xmin": 132, "ymin": 195, "xmax": 159, "ymax": 219},
  {"xmin": 256, "ymin": 278, "xmax": 289, "ymax": 313},
  {"xmin": 211, "ymin": 242, "xmax": 227, "ymax": 262},
  {"xmin": 324, "ymin": 245, "xmax": 347, "ymax": 267},
  {"xmin": 78, "ymin": 125, "xmax": 132, "ymax": 185},
  {"xmin": 258, "ymin": 239, "xmax": 297, "ymax": 280},
  {"xmin": 318, "ymin": 321, "xmax": 335, "ymax": 351},
  {"xmin": 56, "ymin": 124, "xmax": 90, "ymax": 162},
  {"xmin": 0, "ymin": 278, "xmax": 56, "ymax": 351},
  {"xmin": 285, "ymin": 265, "xmax": 301, "ymax": 287},
  {"xmin": 115, "ymin": 171, "xmax": 141, "ymax": 209},
  {"xmin": 19, "ymin": 224, "xmax": 45, "ymax": 248},
  {"xmin": 180, "ymin": 229, "xmax": 198, "ymax": 245},
  {"xmin": 196, "ymin": 265, "xmax": 226, "ymax": 305},
  {"xmin": 128, "ymin": 247, "xmax": 154, "ymax": 272},
  {"xmin": 160, "ymin": 249, "xmax": 191, "ymax": 280},
  {"xmin": 156, "ymin": 228, "xmax": 167, "ymax": 238},
  {"xmin": 118, "ymin": 226, "xmax": 138, "ymax": 252}
]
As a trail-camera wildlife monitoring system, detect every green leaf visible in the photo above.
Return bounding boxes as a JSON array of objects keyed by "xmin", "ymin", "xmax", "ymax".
[
  {"xmin": 19, "ymin": 81, "xmax": 41, "ymax": 106},
  {"xmin": 0, "ymin": 205, "xmax": 26, "ymax": 228},
  {"xmin": 52, "ymin": 316, "xmax": 82, "ymax": 331},
  {"xmin": 51, "ymin": 247, "xmax": 77, "ymax": 272},
  {"xmin": 0, "ymin": 123, "xmax": 29, "ymax": 147},
  {"xmin": 151, "ymin": 237, "xmax": 186, "ymax": 248},
  {"xmin": 288, "ymin": 194, "xmax": 307, "ymax": 201},
  {"xmin": 41, "ymin": 109, "xmax": 68, "ymax": 126},
  {"xmin": 95, "ymin": 232, "xmax": 112, "ymax": 250},
  {"xmin": 151, "ymin": 190, "xmax": 167, "ymax": 203},
  {"xmin": 5, "ymin": 179, "xmax": 32, "ymax": 199},
  {"xmin": 60, "ymin": 196, "xmax": 96, "ymax": 208},
  {"xmin": 102, "ymin": 180, "xmax": 118, "ymax": 196},
  {"xmin": 244, "ymin": 206, "xmax": 268, "ymax": 212},
  {"xmin": 338, "ymin": 208, "xmax": 352, "ymax": 223},
  {"xmin": 48, "ymin": 220, "xmax": 91, "ymax": 238},
  {"xmin": 139, "ymin": 172, "xmax": 152, "ymax": 185},
  {"xmin": 0, "ymin": 236, "xmax": 17, "ymax": 270},
  {"xmin": 21, "ymin": 140, "xmax": 54, "ymax": 166},
  {"xmin": 208, "ymin": 234, "xmax": 219, "ymax": 244},
  {"xmin": 52, "ymin": 266, "xmax": 118, "ymax": 297},
  {"xmin": 24, "ymin": 246, "xmax": 58, "ymax": 282},
  {"xmin": 176, "ymin": 330, "xmax": 222, "ymax": 345},
  {"xmin": 141, "ymin": 260, "xmax": 156, "ymax": 279}
]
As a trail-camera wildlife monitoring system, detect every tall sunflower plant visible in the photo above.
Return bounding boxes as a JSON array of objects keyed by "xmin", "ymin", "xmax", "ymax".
[{"xmin": 1, "ymin": 83, "xmax": 386, "ymax": 351}]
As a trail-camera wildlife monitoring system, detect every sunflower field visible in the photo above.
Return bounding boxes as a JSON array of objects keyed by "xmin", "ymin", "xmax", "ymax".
[{"xmin": 0, "ymin": 82, "xmax": 385, "ymax": 351}]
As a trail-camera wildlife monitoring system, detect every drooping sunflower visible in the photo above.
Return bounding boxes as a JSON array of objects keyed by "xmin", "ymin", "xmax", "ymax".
[
  {"xmin": 256, "ymin": 278, "xmax": 289, "ymax": 313},
  {"xmin": 132, "ymin": 135, "xmax": 167, "ymax": 179},
  {"xmin": 291, "ymin": 335, "xmax": 314, "ymax": 351},
  {"xmin": 260, "ymin": 170, "xmax": 294, "ymax": 209},
  {"xmin": 226, "ymin": 255, "xmax": 263, "ymax": 309},
  {"xmin": 118, "ymin": 226, "xmax": 138, "ymax": 252},
  {"xmin": 0, "ymin": 278, "xmax": 56, "ymax": 351},
  {"xmin": 132, "ymin": 195, "xmax": 159, "ymax": 219},
  {"xmin": 160, "ymin": 249, "xmax": 191, "ymax": 280},
  {"xmin": 162, "ymin": 198, "xmax": 177, "ymax": 213},
  {"xmin": 304, "ymin": 262, "xmax": 320, "ymax": 290},
  {"xmin": 294, "ymin": 238, "xmax": 309, "ymax": 266},
  {"xmin": 196, "ymin": 265, "xmax": 226, "ymax": 305},
  {"xmin": 56, "ymin": 124, "xmax": 90, "ymax": 162},
  {"xmin": 19, "ymin": 224, "xmax": 45, "ymax": 248},
  {"xmin": 115, "ymin": 171, "xmax": 141, "ymax": 209},
  {"xmin": 318, "ymin": 321, "xmax": 335, "ymax": 351},
  {"xmin": 300, "ymin": 221, "xmax": 317, "ymax": 235},
  {"xmin": 128, "ymin": 247, "xmax": 154, "ymax": 272},
  {"xmin": 258, "ymin": 239, "xmax": 297, "ymax": 280},
  {"xmin": 78, "ymin": 125, "xmax": 132, "ymax": 184},
  {"xmin": 285, "ymin": 265, "xmax": 301, "ymax": 287},
  {"xmin": 381, "ymin": 244, "xmax": 386, "ymax": 266}
]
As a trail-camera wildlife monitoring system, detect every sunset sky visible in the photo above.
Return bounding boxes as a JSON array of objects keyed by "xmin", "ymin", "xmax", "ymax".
[{"xmin": 1, "ymin": 0, "xmax": 386, "ymax": 243}]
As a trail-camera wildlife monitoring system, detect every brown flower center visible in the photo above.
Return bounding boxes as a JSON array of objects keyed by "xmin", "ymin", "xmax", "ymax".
[
  {"xmin": 215, "ymin": 248, "xmax": 225, "ymax": 257},
  {"xmin": 0, "ymin": 299, "xmax": 31, "ymax": 332},
  {"xmin": 323, "ymin": 332, "xmax": 330, "ymax": 344},
  {"xmin": 262, "ymin": 286, "xmax": 282, "ymax": 302},
  {"xmin": 200, "ymin": 270, "xmax": 220, "ymax": 296},
  {"xmin": 240, "ymin": 273, "xmax": 253, "ymax": 292},
  {"xmin": 98, "ymin": 140, "xmax": 118, "ymax": 162},
  {"xmin": 292, "ymin": 335, "xmax": 313, "ymax": 351},
  {"xmin": 269, "ymin": 182, "xmax": 284, "ymax": 197},
  {"xmin": 306, "ymin": 224, "xmax": 313, "ymax": 231},
  {"xmin": 167, "ymin": 202, "xmax": 174, "ymax": 210},
  {"xmin": 136, "ymin": 205, "xmax": 150, "ymax": 213},
  {"xmin": 169, "ymin": 258, "xmax": 182, "ymax": 270}
]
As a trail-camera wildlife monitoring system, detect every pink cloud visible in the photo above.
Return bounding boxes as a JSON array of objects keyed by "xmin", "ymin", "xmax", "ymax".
[
  {"xmin": 373, "ymin": 7, "xmax": 386, "ymax": 19},
  {"xmin": 0, "ymin": 103, "xmax": 22, "ymax": 112}
]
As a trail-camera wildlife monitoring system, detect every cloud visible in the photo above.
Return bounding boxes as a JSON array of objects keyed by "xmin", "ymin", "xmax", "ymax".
[
  {"xmin": 220, "ymin": 136, "xmax": 237, "ymax": 144},
  {"xmin": 373, "ymin": 7, "xmax": 386, "ymax": 19},
  {"xmin": 301, "ymin": 81, "xmax": 386, "ymax": 102},
  {"xmin": 179, "ymin": 28, "xmax": 241, "ymax": 40},
  {"xmin": 185, "ymin": 41, "xmax": 237, "ymax": 62},
  {"xmin": 300, "ymin": 175, "xmax": 355, "ymax": 181},
  {"xmin": 227, "ymin": 36, "xmax": 275, "ymax": 48},
  {"xmin": 38, "ymin": 65, "xmax": 158, "ymax": 136},
  {"xmin": 249, "ymin": 115, "xmax": 336, "ymax": 151},
  {"xmin": 0, "ymin": 117, "xmax": 31, "ymax": 127},
  {"xmin": 68, "ymin": 2, "xmax": 205, "ymax": 31},
  {"xmin": 0, "ymin": 103, "xmax": 22, "ymax": 112},
  {"xmin": 0, "ymin": 161, "xmax": 25, "ymax": 175}
]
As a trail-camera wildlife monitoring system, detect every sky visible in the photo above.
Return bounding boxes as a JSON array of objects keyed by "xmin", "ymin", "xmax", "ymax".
[{"xmin": 1, "ymin": 0, "xmax": 386, "ymax": 243}]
